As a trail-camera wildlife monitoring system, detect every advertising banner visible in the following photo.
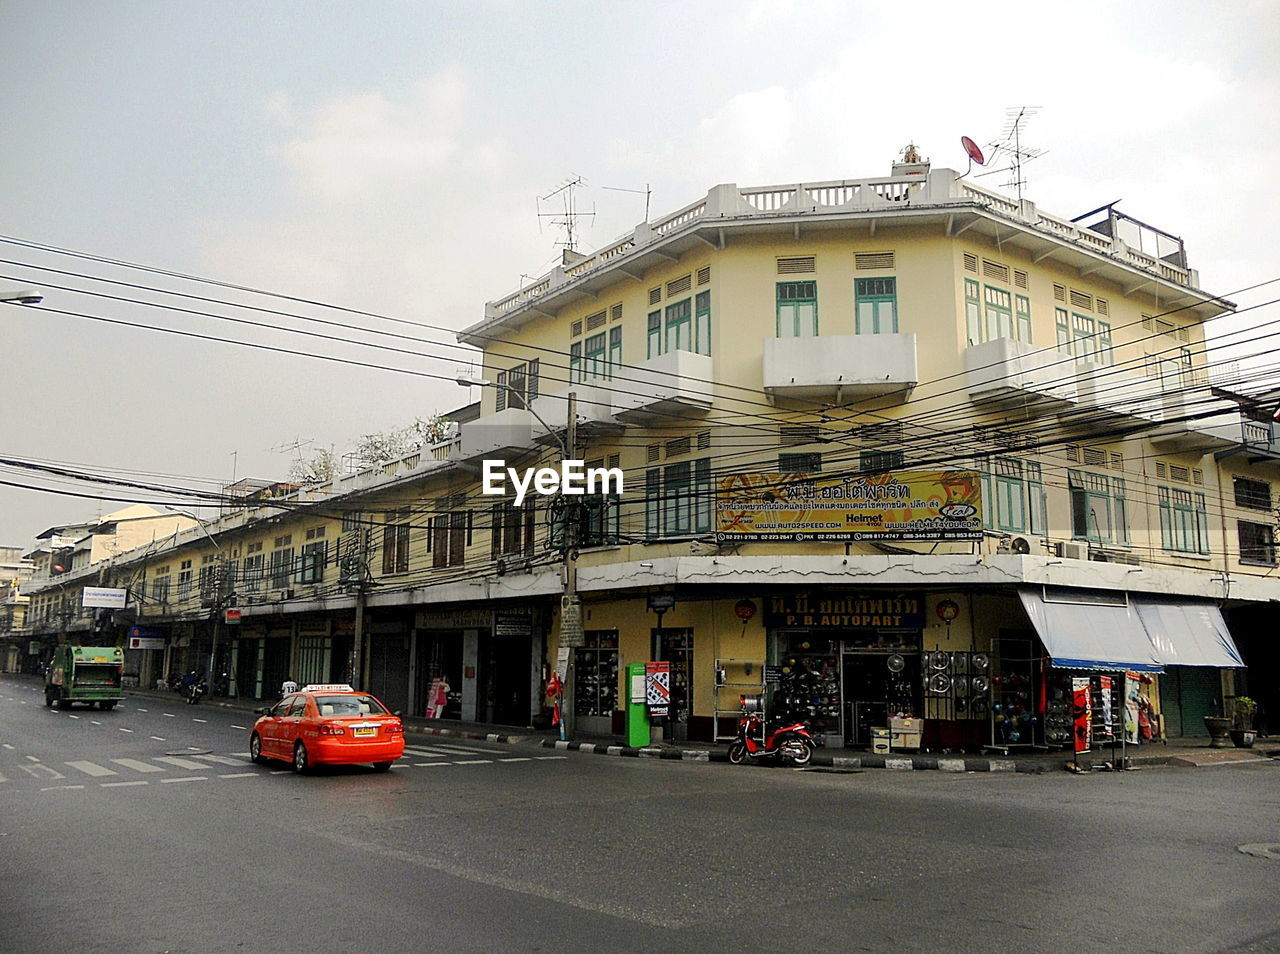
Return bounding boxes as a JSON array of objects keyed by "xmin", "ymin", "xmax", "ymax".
[
  {"xmin": 1072, "ymin": 677, "xmax": 1092, "ymax": 753},
  {"xmin": 645, "ymin": 661, "xmax": 671, "ymax": 718},
  {"xmin": 715, "ymin": 470, "xmax": 983, "ymax": 542},
  {"xmin": 82, "ymin": 587, "xmax": 128, "ymax": 609}
]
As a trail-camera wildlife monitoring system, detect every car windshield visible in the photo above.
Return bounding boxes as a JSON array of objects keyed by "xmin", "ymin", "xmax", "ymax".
[{"xmin": 313, "ymin": 695, "xmax": 388, "ymax": 717}]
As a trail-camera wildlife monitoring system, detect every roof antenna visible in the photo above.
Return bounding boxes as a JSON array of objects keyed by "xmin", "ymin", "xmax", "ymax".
[
  {"xmin": 602, "ymin": 183, "xmax": 652, "ymax": 223},
  {"xmin": 978, "ymin": 106, "xmax": 1045, "ymax": 204},
  {"xmin": 537, "ymin": 176, "xmax": 595, "ymax": 255}
]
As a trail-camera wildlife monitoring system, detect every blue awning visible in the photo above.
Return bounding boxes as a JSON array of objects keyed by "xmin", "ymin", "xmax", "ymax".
[
  {"xmin": 1018, "ymin": 588, "xmax": 1163, "ymax": 672},
  {"xmin": 1133, "ymin": 600, "xmax": 1244, "ymax": 668}
]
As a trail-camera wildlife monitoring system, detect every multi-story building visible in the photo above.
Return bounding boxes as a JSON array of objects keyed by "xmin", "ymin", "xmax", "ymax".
[{"xmin": 17, "ymin": 153, "xmax": 1278, "ymax": 751}]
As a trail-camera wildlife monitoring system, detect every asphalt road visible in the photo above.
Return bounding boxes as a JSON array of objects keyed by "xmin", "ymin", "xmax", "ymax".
[{"xmin": 4, "ymin": 673, "xmax": 1280, "ymax": 954}]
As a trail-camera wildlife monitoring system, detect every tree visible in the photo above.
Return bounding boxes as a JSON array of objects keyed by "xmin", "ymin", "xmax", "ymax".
[
  {"xmin": 352, "ymin": 414, "xmax": 454, "ymax": 465},
  {"xmin": 288, "ymin": 446, "xmax": 338, "ymax": 484}
]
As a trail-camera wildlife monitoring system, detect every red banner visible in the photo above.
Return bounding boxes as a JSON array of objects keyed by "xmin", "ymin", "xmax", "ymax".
[{"xmin": 1072, "ymin": 677, "xmax": 1092, "ymax": 753}]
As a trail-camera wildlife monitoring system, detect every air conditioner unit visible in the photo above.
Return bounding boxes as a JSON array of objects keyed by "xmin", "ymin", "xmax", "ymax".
[
  {"xmin": 1091, "ymin": 549, "xmax": 1142, "ymax": 566},
  {"xmin": 1055, "ymin": 541, "xmax": 1088, "ymax": 560},
  {"xmin": 279, "ymin": 589, "xmax": 295, "ymax": 600}
]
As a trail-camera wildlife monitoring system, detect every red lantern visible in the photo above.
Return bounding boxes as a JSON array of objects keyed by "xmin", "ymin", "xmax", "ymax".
[
  {"xmin": 936, "ymin": 599, "xmax": 960, "ymax": 622},
  {"xmin": 734, "ymin": 599, "xmax": 757, "ymax": 621}
]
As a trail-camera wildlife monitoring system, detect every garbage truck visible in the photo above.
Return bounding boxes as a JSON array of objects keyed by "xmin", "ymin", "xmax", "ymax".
[{"xmin": 44, "ymin": 644, "xmax": 125, "ymax": 710}]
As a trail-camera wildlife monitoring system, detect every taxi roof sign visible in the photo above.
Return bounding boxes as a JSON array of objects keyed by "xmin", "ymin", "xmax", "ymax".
[{"xmin": 300, "ymin": 684, "xmax": 355, "ymax": 693}]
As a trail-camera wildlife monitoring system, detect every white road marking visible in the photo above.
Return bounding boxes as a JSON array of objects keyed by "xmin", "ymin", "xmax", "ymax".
[
  {"xmin": 217, "ymin": 772, "xmax": 256, "ymax": 779},
  {"xmin": 136, "ymin": 708, "xmax": 148, "ymax": 712},
  {"xmin": 111, "ymin": 758, "xmax": 165, "ymax": 774},
  {"xmin": 402, "ymin": 748, "xmax": 448, "ymax": 758},
  {"xmin": 193, "ymin": 754, "xmax": 244, "ymax": 766},
  {"xmin": 68, "ymin": 715, "xmax": 80, "ymax": 720},
  {"xmin": 40, "ymin": 784, "xmax": 84, "ymax": 791},
  {"xmin": 535, "ymin": 756, "xmax": 568, "ymax": 760},
  {"xmin": 0, "ymin": 772, "xmax": 7, "ymax": 782},
  {"xmin": 150, "ymin": 736, "xmax": 166, "ymax": 741},
  {"xmin": 429, "ymin": 743, "xmax": 498, "ymax": 754},
  {"xmin": 499, "ymin": 757, "xmax": 533, "ymax": 762},
  {"xmin": 90, "ymin": 720, "xmax": 102, "ymax": 726},
  {"xmin": 451, "ymin": 759, "xmax": 492, "ymax": 765},
  {"xmin": 2, "ymin": 743, "xmax": 14, "ymax": 750},
  {"xmin": 193, "ymin": 718, "xmax": 208, "ymax": 723},
  {"xmin": 101, "ymin": 781, "xmax": 148, "ymax": 788},
  {"xmin": 231, "ymin": 725, "xmax": 246, "ymax": 730},
  {"xmin": 417, "ymin": 762, "xmax": 450, "ymax": 768},
  {"xmin": 65, "ymin": 761, "xmax": 117, "ymax": 777},
  {"xmin": 24, "ymin": 755, "xmax": 40, "ymax": 762},
  {"xmin": 269, "ymin": 770, "xmax": 291, "ymax": 775},
  {"xmin": 119, "ymin": 728, "xmax": 133, "ymax": 733},
  {"xmin": 154, "ymin": 756, "xmax": 207, "ymax": 770},
  {"xmin": 163, "ymin": 713, "xmax": 176, "ymax": 718},
  {"xmin": 159, "ymin": 776, "xmax": 207, "ymax": 783}
]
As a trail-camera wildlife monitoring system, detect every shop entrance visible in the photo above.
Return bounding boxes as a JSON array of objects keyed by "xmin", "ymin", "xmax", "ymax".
[
  {"xmin": 654, "ymin": 628, "xmax": 693, "ymax": 741},
  {"xmin": 483, "ymin": 633, "xmax": 532, "ymax": 726},
  {"xmin": 843, "ymin": 651, "xmax": 922, "ymax": 747},
  {"xmin": 414, "ymin": 630, "xmax": 463, "ymax": 720}
]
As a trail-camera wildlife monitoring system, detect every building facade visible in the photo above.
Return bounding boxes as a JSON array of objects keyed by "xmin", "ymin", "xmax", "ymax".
[{"xmin": 17, "ymin": 155, "xmax": 1278, "ymax": 751}]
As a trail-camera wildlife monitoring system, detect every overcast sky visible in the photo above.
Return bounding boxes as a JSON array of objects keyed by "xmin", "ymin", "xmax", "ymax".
[{"xmin": 2, "ymin": 0, "xmax": 1278, "ymax": 547}]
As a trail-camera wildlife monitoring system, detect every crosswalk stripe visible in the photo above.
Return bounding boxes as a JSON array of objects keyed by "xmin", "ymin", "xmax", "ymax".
[
  {"xmin": 499, "ymin": 757, "xmax": 532, "ymax": 762},
  {"xmin": 429, "ymin": 743, "xmax": 498, "ymax": 754},
  {"xmin": 218, "ymin": 772, "xmax": 256, "ymax": 779},
  {"xmin": 111, "ymin": 758, "xmax": 165, "ymax": 774},
  {"xmin": 101, "ymin": 781, "xmax": 148, "ymax": 788},
  {"xmin": 153, "ymin": 756, "xmax": 207, "ymax": 770},
  {"xmin": 193, "ymin": 754, "xmax": 245, "ymax": 766},
  {"xmin": 535, "ymin": 756, "xmax": 568, "ymax": 760},
  {"xmin": 65, "ymin": 761, "xmax": 118, "ymax": 777},
  {"xmin": 451, "ymin": 759, "xmax": 492, "ymax": 765},
  {"xmin": 402, "ymin": 747, "xmax": 449, "ymax": 758},
  {"xmin": 159, "ymin": 776, "xmax": 207, "ymax": 783}
]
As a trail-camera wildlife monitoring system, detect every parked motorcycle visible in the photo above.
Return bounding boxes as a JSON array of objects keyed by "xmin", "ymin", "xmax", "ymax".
[
  {"xmin": 727, "ymin": 696, "xmax": 816, "ymax": 766},
  {"xmin": 177, "ymin": 671, "xmax": 206, "ymax": 705}
]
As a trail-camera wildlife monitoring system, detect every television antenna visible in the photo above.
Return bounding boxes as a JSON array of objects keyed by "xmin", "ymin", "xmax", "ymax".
[
  {"xmin": 602, "ymin": 182, "xmax": 652, "ymax": 223},
  {"xmin": 977, "ymin": 106, "xmax": 1046, "ymax": 204},
  {"xmin": 537, "ymin": 176, "xmax": 595, "ymax": 254}
]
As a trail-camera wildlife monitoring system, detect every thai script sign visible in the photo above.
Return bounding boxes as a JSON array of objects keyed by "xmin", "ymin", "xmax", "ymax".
[
  {"xmin": 764, "ymin": 594, "xmax": 924, "ymax": 630},
  {"xmin": 715, "ymin": 470, "xmax": 983, "ymax": 542}
]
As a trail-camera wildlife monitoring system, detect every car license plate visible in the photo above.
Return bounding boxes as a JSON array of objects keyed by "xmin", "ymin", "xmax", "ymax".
[{"xmin": 353, "ymin": 726, "xmax": 377, "ymax": 738}]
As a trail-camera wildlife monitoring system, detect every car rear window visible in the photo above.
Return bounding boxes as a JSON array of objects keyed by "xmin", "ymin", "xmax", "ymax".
[{"xmin": 313, "ymin": 695, "xmax": 387, "ymax": 717}]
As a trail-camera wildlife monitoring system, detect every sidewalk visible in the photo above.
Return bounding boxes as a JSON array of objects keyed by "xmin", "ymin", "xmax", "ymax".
[{"xmin": 87, "ymin": 678, "xmax": 1280, "ymax": 775}]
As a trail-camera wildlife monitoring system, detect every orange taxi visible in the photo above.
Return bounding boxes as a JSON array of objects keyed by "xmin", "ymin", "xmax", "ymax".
[{"xmin": 249, "ymin": 684, "xmax": 405, "ymax": 773}]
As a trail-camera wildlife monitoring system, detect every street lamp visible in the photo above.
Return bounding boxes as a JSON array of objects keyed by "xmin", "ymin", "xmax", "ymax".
[
  {"xmin": 0, "ymin": 289, "xmax": 44, "ymax": 305},
  {"xmin": 457, "ymin": 373, "xmax": 583, "ymax": 740}
]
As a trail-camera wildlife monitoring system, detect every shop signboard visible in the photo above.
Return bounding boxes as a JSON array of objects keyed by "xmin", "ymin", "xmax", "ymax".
[
  {"xmin": 764, "ymin": 593, "xmax": 924, "ymax": 631},
  {"xmin": 128, "ymin": 635, "xmax": 165, "ymax": 650},
  {"xmin": 715, "ymin": 469, "xmax": 983, "ymax": 542},
  {"xmin": 494, "ymin": 611, "xmax": 533, "ymax": 637},
  {"xmin": 415, "ymin": 608, "xmax": 492, "ymax": 630},
  {"xmin": 560, "ymin": 596, "xmax": 584, "ymax": 648},
  {"xmin": 82, "ymin": 587, "xmax": 128, "ymax": 609},
  {"xmin": 645, "ymin": 661, "xmax": 670, "ymax": 717}
]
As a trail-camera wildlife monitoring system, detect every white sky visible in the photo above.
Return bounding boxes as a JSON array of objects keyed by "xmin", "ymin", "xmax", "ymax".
[{"xmin": 1, "ymin": 0, "xmax": 1278, "ymax": 545}]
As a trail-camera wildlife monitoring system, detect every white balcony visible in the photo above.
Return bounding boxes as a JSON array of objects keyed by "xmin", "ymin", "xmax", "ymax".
[
  {"xmin": 611, "ymin": 350, "xmax": 714, "ymax": 422},
  {"xmin": 1070, "ymin": 362, "xmax": 1166, "ymax": 429},
  {"xmin": 529, "ymin": 383, "xmax": 621, "ymax": 445},
  {"xmin": 762, "ymin": 334, "xmax": 917, "ymax": 404},
  {"xmin": 458, "ymin": 407, "xmax": 537, "ymax": 462},
  {"xmin": 1148, "ymin": 389, "xmax": 1245, "ymax": 454},
  {"xmin": 964, "ymin": 338, "xmax": 1077, "ymax": 412}
]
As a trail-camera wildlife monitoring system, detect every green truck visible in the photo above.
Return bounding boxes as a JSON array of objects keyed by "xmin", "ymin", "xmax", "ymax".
[{"xmin": 44, "ymin": 645, "xmax": 125, "ymax": 710}]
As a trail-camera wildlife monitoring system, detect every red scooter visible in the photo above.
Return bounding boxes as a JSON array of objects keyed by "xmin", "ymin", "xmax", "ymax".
[{"xmin": 727, "ymin": 697, "xmax": 816, "ymax": 767}]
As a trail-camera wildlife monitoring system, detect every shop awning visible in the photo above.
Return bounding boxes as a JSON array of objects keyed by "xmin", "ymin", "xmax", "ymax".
[
  {"xmin": 1133, "ymin": 600, "xmax": 1244, "ymax": 668},
  {"xmin": 1017, "ymin": 588, "xmax": 1163, "ymax": 672}
]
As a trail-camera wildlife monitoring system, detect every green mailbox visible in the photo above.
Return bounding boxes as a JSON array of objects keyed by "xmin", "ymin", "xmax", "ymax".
[{"xmin": 625, "ymin": 662, "xmax": 650, "ymax": 747}]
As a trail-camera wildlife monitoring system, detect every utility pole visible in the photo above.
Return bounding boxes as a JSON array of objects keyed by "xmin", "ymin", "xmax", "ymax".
[{"xmin": 560, "ymin": 392, "xmax": 582, "ymax": 740}]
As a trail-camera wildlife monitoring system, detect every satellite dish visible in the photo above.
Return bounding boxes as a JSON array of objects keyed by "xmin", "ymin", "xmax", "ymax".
[
  {"xmin": 1010, "ymin": 537, "xmax": 1032, "ymax": 555},
  {"xmin": 961, "ymin": 135, "xmax": 986, "ymax": 165}
]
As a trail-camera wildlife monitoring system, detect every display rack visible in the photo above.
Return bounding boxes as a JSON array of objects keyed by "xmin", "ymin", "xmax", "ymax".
[
  {"xmin": 713, "ymin": 658, "xmax": 764, "ymax": 741},
  {"xmin": 986, "ymin": 635, "xmax": 1038, "ymax": 754}
]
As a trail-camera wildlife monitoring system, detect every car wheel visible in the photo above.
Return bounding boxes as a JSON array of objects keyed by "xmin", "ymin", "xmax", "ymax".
[
  {"xmin": 372, "ymin": 762, "xmax": 392, "ymax": 772},
  {"xmin": 101, "ymin": 701, "xmax": 116, "ymax": 711},
  {"xmin": 250, "ymin": 733, "xmax": 266, "ymax": 765},
  {"xmin": 293, "ymin": 741, "xmax": 310, "ymax": 774},
  {"xmin": 54, "ymin": 696, "xmax": 66, "ymax": 710}
]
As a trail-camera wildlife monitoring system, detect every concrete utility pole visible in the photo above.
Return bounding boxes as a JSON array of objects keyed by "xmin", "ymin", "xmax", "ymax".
[{"xmin": 560, "ymin": 391, "xmax": 582, "ymax": 741}]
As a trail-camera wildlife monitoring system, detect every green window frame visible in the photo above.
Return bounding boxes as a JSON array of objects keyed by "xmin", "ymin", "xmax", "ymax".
[
  {"xmin": 665, "ymin": 299, "xmax": 692, "ymax": 353},
  {"xmin": 1097, "ymin": 321, "xmax": 1113, "ymax": 366},
  {"xmin": 777, "ymin": 281, "xmax": 817, "ymax": 337},
  {"xmin": 1158, "ymin": 487, "xmax": 1209, "ymax": 554},
  {"xmin": 1015, "ymin": 294, "xmax": 1032, "ymax": 343},
  {"xmin": 1071, "ymin": 313, "xmax": 1097, "ymax": 362},
  {"xmin": 1070, "ymin": 470, "xmax": 1117, "ymax": 544},
  {"xmin": 1027, "ymin": 461, "xmax": 1047, "ymax": 536},
  {"xmin": 583, "ymin": 331, "xmax": 607, "ymax": 381},
  {"xmin": 1055, "ymin": 307, "xmax": 1070, "ymax": 351},
  {"xmin": 694, "ymin": 290, "xmax": 711, "ymax": 355},
  {"xmin": 608, "ymin": 326, "xmax": 622, "ymax": 373},
  {"xmin": 965, "ymin": 279, "xmax": 982, "ymax": 344},
  {"xmin": 647, "ymin": 310, "xmax": 661, "ymax": 359},
  {"xmin": 647, "ymin": 459, "xmax": 712, "ymax": 538},
  {"xmin": 569, "ymin": 341, "xmax": 582, "ymax": 383},
  {"xmin": 1114, "ymin": 478, "xmax": 1128, "ymax": 546},
  {"xmin": 984, "ymin": 285, "xmax": 1014, "ymax": 341},
  {"xmin": 855, "ymin": 277, "xmax": 898, "ymax": 334}
]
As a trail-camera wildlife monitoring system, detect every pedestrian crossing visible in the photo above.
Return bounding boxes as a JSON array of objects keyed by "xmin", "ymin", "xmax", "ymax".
[{"xmin": 0, "ymin": 742, "xmax": 568, "ymax": 789}]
